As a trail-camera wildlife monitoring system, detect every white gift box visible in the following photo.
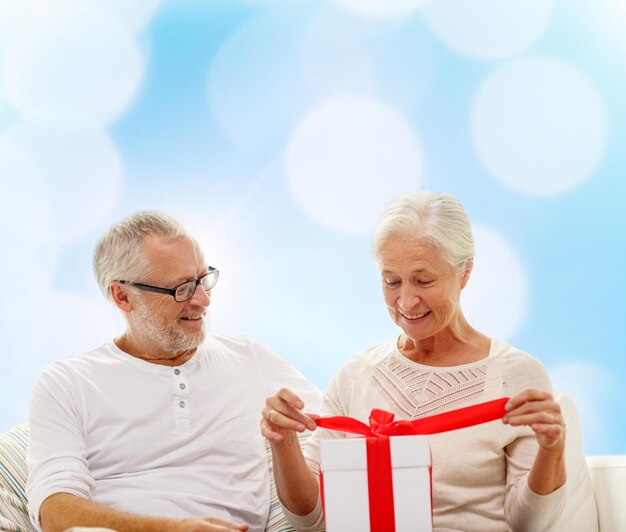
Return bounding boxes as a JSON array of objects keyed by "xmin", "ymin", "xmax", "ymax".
[{"xmin": 320, "ymin": 435, "xmax": 432, "ymax": 532}]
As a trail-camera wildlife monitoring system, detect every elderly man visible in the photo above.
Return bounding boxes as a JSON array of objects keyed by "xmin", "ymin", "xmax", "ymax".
[{"xmin": 26, "ymin": 211, "xmax": 321, "ymax": 532}]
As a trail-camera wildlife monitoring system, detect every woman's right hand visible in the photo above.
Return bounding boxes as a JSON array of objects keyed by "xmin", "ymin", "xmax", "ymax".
[{"xmin": 261, "ymin": 388, "xmax": 319, "ymax": 444}]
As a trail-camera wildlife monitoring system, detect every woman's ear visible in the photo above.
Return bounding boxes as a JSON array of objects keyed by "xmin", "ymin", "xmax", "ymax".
[
  {"xmin": 110, "ymin": 282, "xmax": 133, "ymax": 313},
  {"xmin": 461, "ymin": 258, "xmax": 473, "ymax": 289}
]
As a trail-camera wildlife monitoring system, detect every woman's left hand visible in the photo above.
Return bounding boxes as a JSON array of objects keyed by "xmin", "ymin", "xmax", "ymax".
[{"xmin": 502, "ymin": 388, "xmax": 566, "ymax": 452}]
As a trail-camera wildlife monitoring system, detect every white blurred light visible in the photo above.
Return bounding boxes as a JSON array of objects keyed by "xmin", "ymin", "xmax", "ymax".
[
  {"xmin": 5, "ymin": 122, "xmax": 124, "ymax": 244},
  {"xmin": 0, "ymin": 138, "xmax": 52, "ymax": 280},
  {"xmin": 550, "ymin": 362, "xmax": 616, "ymax": 453},
  {"xmin": 2, "ymin": 0, "xmax": 145, "ymax": 125},
  {"xmin": 461, "ymin": 224, "xmax": 527, "ymax": 340},
  {"xmin": 228, "ymin": 0, "xmax": 309, "ymax": 6},
  {"xmin": 0, "ymin": 283, "xmax": 55, "ymax": 424},
  {"xmin": 285, "ymin": 95, "xmax": 423, "ymax": 234},
  {"xmin": 207, "ymin": 10, "xmax": 309, "ymax": 152},
  {"xmin": 189, "ymin": 222, "xmax": 244, "ymax": 334},
  {"xmin": 472, "ymin": 56, "xmax": 607, "ymax": 196},
  {"xmin": 0, "ymin": 0, "xmax": 28, "ymax": 37},
  {"xmin": 88, "ymin": 0, "xmax": 161, "ymax": 32},
  {"xmin": 424, "ymin": 0, "xmax": 553, "ymax": 60},
  {"xmin": 42, "ymin": 292, "xmax": 124, "ymax": 366},
  {"xmin": 333, "ymin": 0, "xmax": 426, "ymax": 19},
  {"xmin": 23, "ymin": 0, "xmax": 161, "ymax": 33},
  {"xmin": 299, "ymin": 9, "xmax": 434, "ymax": 112},
  {"xmin": 299, "ymin": 14, "xmax": 377, "ymax": 100}
]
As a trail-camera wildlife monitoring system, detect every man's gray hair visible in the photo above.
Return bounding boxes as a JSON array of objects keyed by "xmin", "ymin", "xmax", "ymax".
[
  {"xmin": 372, "ymin": 191, "xmax": 475, "ymax": 273},
  {"xmin": 93, "ymin": 211, "xmax": 202, "ymax": 301}
]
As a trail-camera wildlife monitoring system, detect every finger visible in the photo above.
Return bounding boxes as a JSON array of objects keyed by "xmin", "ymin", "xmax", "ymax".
[
  {"xmin": 503, "ymin": 400, "xmax": 561, "ymax": 425},
  {"xmin": 276, "ymin": 387, "xmax": 306, "ymax": 409},
  {"xmin": 260, "ymin": 416, "xmax": 285, "ymax": 443},
  {"xmin": 504, "ymin": 410, "xmax": 561, "ymax": 427},
  {"xmin": 506, "ymin": 388, "xmax": 553, "ymax": 411},
  {"xmin": 530, "ymin": 423, "xmax": 566, "ymax": 449},
  {"xmin": 266, "ymin": 406, "xmax": 314, "ymax": 432},
  {"xmin": 262, "ymin": 404, "xmax": 311, "ymax": 431},
  {"xmin": 265, "ymin": 396, "xmax": 317, "ymax": 431}
]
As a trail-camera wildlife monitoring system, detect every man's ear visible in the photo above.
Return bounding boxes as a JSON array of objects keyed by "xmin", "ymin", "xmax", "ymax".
[
  {"xmin": 110, "ymin": 283, "xmax": 133, "ymax": 313},
  {"xmin": 461, "ymin": 257, "xmax": 473, "ymax": 289}
]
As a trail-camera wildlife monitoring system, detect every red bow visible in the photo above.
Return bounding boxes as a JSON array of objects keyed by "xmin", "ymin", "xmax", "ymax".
[{"xmin": 317, "ymin": 397, "xmax": 510, "ymax": 531}]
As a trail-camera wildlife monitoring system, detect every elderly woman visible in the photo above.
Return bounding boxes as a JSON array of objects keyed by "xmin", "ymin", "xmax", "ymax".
[{"xmin": 262, "ymin": 191, "xmax": 567, "ymax": 531}]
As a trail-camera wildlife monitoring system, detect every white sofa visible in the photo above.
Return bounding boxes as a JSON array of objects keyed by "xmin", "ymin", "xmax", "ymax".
[
  {"xmin": 1, "ymin": 395, "xmax": 624, "ymax": 531},
  {"xmin": 586, "ymin": 454, "xmax": 626, "ymax": 531}
]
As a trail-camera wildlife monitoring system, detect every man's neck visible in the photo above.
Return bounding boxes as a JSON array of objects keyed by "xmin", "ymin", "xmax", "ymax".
[{"xmin": 114, "ymin": 334, "xmax": 197, "ymax": 366}]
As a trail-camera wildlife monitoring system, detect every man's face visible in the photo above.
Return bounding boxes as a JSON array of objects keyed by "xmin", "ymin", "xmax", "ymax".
[{"xmin": 127, "ymin": 235, "xmax": 210, "ymax": 357}]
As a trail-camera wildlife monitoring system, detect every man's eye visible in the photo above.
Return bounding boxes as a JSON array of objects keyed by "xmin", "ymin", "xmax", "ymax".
[
  {"xmin": 384, "ymin": 279, "xmax": 400, "ymax": 286},
  {"xmin": 418, "ymin": 279, "xmax": 433, "ymax": 286}
]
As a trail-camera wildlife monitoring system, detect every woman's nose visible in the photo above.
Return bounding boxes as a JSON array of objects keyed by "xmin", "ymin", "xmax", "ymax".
[{"xmin": 398, "ymin": 286, "xmax": 419, "ymax": 310}]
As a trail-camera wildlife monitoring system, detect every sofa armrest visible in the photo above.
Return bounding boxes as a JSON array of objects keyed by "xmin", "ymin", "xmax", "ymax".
[{"xmin": 586, "ymin": 455, "xmax": 626, "ymax": 532}]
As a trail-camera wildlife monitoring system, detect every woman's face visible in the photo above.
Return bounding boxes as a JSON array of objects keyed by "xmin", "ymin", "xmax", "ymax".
[{"xmin": 379, "ymin": 236, "xmax": 470, "ymax": 342}]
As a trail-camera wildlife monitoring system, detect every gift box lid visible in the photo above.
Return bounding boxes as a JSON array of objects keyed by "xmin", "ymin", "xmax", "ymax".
[{"xmin": 321, "ymin": 435, "xmax": 431, "ymax": 472}]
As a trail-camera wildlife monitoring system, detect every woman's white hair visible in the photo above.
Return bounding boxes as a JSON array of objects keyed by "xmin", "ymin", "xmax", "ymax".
[
  {"xmin": 93, "ymin": 211, "xmax": 204, "ymax": 301},
  {"xmin": 372, "ymin": 191, "xmax": 475, "ymax": 273}
]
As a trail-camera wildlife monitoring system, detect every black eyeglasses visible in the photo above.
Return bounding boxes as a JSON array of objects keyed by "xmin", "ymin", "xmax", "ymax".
[{"xmin": 119, "ymin": 266, "xmax": 219, "ymax": 303}]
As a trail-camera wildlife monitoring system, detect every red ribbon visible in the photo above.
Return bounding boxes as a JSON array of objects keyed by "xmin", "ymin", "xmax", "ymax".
[{"xmin": 317, "ymin": 397, "xmax": 510, "ymax": 532}]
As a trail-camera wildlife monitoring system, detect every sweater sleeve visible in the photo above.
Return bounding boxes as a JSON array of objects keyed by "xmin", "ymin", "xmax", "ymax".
[
  {"xmin": 247, "ymin": 336, "xmax": 323, "ymax": 412},
  {"xmin": 26, "ymin": 363, "xmax": 95, "ymax": 529},
  {"xmin": 279, "ymin": 368, "xmax": 351, "ymax": 531},
  {"xmin": 501, "ymin": 350, "xmax": 568, "ymax": 531}
]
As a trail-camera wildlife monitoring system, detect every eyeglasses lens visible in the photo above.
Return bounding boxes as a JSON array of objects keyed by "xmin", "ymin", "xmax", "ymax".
[
  {"xmin": 174, "ymin": 271, "xmax": 219, "ymax": 302},
  {"xmin": 201, "ymin": 270, "xmax": 219, "ymax": 291},
  {"xmin": 175, "ymin": 281, "xmax": 196, "ymax": 302}
]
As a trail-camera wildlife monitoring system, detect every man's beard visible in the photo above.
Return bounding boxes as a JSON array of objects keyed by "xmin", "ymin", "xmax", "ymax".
[{"xmin": 133, "ymin": 299, "xmax": 205, "ymax": 353}]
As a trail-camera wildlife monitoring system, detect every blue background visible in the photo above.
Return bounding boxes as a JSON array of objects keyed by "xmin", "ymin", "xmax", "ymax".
[{"xmin": 1, "ymin": 0, "xmax": 624, "ymax": 456}]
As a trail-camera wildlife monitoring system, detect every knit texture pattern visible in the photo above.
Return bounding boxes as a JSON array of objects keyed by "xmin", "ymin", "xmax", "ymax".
[{"xmin": 372, "ymin": 352, "xmax": 510, "ymax": 419}]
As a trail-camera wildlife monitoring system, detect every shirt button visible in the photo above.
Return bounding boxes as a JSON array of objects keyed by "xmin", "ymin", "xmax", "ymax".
[
  {"xmin": 179, "ymin": 383, "xmax": 186, "ymax": 390},
  {"xmin": 174, "ymin": 369, "xmax": 181, "ymax": 375},
  {"xmin": 179, "ymin": 400, "xmax": 186, "ymax": 408}
]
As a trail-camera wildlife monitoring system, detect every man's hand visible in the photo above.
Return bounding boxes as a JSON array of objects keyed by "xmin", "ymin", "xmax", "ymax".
[
  {"xmin": 179, "ymin": 517, "xmax": 248, "ymax": 531},
  {"xmin": 261, "ymin": 387, "xmax": 318, "ymax": 444},
  {"xmin": 40, "ymin": 493, "xmax": 249, "ymax": 532}
]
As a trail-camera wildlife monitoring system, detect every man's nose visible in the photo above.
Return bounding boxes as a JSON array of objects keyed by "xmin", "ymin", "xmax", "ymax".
[{"xmin": 189, "ymin": 283, "xmax": 210, "ymax": 306}]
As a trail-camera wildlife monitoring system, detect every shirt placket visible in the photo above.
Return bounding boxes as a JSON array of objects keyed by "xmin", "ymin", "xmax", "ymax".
[{"xmin": 173, "ymin": 367, "xmax": 191, "ymax": 433}]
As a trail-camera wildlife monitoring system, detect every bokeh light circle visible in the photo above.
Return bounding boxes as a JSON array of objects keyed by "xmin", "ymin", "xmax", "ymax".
[
  {"xmin": 0, "ymin": 138, "xmax": 52, "ymax": 279},
  {"xmin": 299, "ymin": 9, "xmax": 434, "ymax": 113},
  {"xmin": 88, "ymin": 0, "xmax": 161, "ymax": 32},
  {"xmin": 333, "ymin": 0, "xmax": 426, "ymax": 19},
  {"xmin": 24, "ymin": 0, "xmax": 161, "ymax": 33},
  {"xmin": 207, "ymin": 10, "xmax": 309, "ymax": 153},
  {"xmin": 228, "ymin": 0, "xmax": 309, "ymax": 7},
  {"xmin": 43, "ymin": 292, "xmax": 125, "ymax": 366},
  {"xmin": 2, "ymin": 0, "xmax": 145, "ymax": 125},
  {"xmin": 285, "ymin": 94, "xmax": 423, "ymax": 234},
  {"xmin": 550, "ymin": 361, "xmax": 616, "ymax": 453},
  {"xmin": 424, "ymin": 0, "xmax": 554, "ymax": 60},
  {"xmin": 472, "ymin": 56, "xmax": 607, "ymax": 196},
  {"xmin": 461, "ymin": 224, "xmax": 527, "ymax": 340},
  {"xmin": 5, "ymin": 122, "xmax": 124, "ymax": 244}
]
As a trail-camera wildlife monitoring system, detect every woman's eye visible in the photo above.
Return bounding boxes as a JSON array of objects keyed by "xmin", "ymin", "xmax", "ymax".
[
  {"xmin": 418, "ymin": 279, "xmax": 433, "ymax": 286},
  {"xmin": 384, "ymin": 279, "xmax": 400, "ymax": 286}
]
